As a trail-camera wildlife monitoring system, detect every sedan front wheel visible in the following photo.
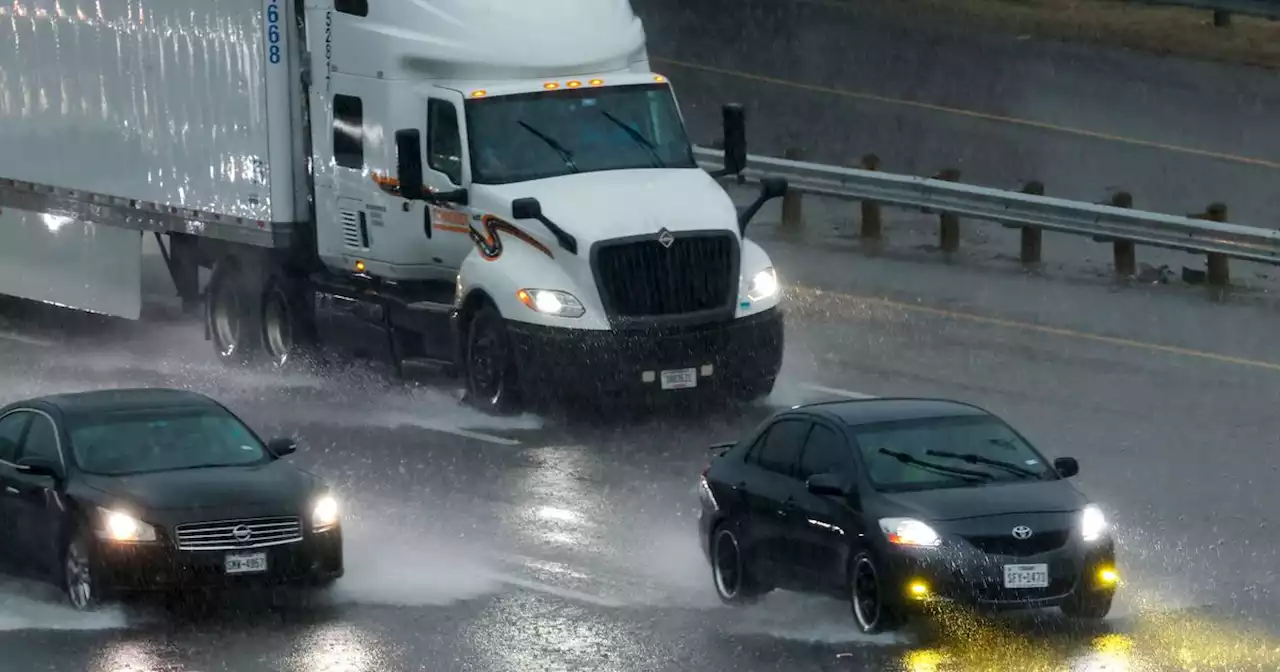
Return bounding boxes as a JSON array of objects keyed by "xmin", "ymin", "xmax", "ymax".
[{"xmin": 63, "ymin": 532, "xmax": 102, "ymax": 612}]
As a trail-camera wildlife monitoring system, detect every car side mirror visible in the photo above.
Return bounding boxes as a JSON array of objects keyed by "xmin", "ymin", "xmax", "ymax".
[
  {"xmin": 394, "ymin": 129, "xmax": 426, "ymax": 201},
  {"xmin": 1053, "ymin": 457, "xmax": 1079, "ymax": 478},
  {"xmin": 16, "ymin": 457, "xmax": 61, "ymax": 480},
  {"xmin": 807, "ymin": 472, "xmax": 852, "ymax": 497},
  {"xmin": 267, "ymin": 437, "xmax": 298, "ymax": 457}
]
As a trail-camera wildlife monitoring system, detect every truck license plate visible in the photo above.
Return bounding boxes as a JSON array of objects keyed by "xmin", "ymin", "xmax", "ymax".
[
  {"xmin": 225, "ymin": 552, "xmax": 268, "ymax": 575},
  {"xmin": 1003, "ymin": 563, "xmax": 1049, "ymax": 589},
  {"xmin": 660, "ymin": 368, "xmax": 698, "ymax": 390}
]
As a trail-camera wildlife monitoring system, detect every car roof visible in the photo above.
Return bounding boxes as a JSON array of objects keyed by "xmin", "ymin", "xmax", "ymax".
[
  {"xmin": 10, "ymin": 388, "xmax": 222, "ymax": 419},
  {"xmin": 788, "ymin": 397, "xmax": 993, "ymax": 427}
]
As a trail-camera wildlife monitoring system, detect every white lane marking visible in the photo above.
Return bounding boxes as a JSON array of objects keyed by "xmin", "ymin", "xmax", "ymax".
[
  {"xmin": 0, "ymin": 330, "xmax": 55, "ymax": 347},
  {"xmin": 800, "ymin": 383, "xmax": 877, "ymax": 400},
  {"xmin": 493, "ymin": 574, "xmax": 624, "ymax": 608},
  {"xmin": 386, "ymin": 416, "xmax": 522, "ymax": 446}
]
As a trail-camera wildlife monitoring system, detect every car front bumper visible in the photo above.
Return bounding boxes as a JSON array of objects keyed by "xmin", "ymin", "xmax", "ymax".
[
  {"xmin": 881, "ymin": 538, "xmax": 1118, "ymax": 611},
  {"xmin": 505, "ymin": 308, "xmax": 785, "ymax": 398},
  {"xmin": 94, "ymin": 527, "xmax": 344, "ymax": 592}
]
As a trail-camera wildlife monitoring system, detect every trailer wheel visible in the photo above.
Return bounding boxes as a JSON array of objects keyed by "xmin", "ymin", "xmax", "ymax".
[
  {"xmin": 207, "ymin": 258, "xmax": 264, "ymax": 365},
  {"xmin": 261, "ymin": 276, "xmax": 316, "ymax": 370},
  {"xmin": 463, "ymin": 303, "xmax": 522, "ymax": 415}
]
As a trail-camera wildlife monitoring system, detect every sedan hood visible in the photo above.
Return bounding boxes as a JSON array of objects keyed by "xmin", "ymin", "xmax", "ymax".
[
  {"xmin": 80, "ymin": 460, "xmax": 320, "ymax": 513},
  {"xmin": 879, "ymin": 478, "xmax": 1087, "ymax": 522}
]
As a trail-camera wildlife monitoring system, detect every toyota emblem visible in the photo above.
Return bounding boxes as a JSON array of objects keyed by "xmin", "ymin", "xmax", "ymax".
[
  {"xmin": 232, "ymin": 525, "xmax": 252, "ymax": 542},
  {"xmin": 1011, "ymin": 525, "xmax": 1033, "ymax": 540},
  {"xmin": 657, "ymin": 228, "xmax": 675, "ymax": 248}
]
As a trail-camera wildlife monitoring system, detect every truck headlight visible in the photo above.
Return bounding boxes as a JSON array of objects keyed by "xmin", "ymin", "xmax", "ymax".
[
  {"xmin": 747, "ymin": 267, "xmax": 778, "ymax": 301},
  {"xmin": 517, "ymin": 289, "xmax": 585, "ymax": 318},
  {"xmin": 96, "ymin": 507, "xmax": 158, "ymax": 543},
  {"xmin": 313, "ymin": 495, "xmax": 340, "ymax": 532},
  {"xmin": 879, "ymin": 517, "xmax": 941, "ymax": 548},
  {"xmin": 1081, "ymin": 504, "xmax": 1108, "ymax": 542}
]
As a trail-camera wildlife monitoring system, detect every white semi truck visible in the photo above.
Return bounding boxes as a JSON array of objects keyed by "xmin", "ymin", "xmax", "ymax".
[{"xmin": 0, "ymin": 0, "xmax": 788, "ymax": 413}]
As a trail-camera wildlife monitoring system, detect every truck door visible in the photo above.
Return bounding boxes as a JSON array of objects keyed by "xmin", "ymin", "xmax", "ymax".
[{"xmin": 422, "ymin": 89, "xmax": 477, "ymax": 271}]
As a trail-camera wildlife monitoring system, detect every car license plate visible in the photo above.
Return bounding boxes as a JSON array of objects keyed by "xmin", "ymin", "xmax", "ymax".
[
  {"xmin": 1003, "ymin": 563, "xmax": 1049, "ymax": 589},
  {"xmin": 660, "ymin": 367, "xmax": 698, "ymax": 390},
  {"xmin": 225, "ymin": 552, "xmax": 268, "ymax": 575}
]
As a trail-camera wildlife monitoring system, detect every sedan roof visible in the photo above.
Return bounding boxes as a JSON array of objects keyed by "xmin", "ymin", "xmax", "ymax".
[
  {"xmin": 12, "ymin": 388, "xmax": 222, "ymax": 419},
  {"xmin": 797, "ymin": 397, "xmax": 992, "ymax": 427}
]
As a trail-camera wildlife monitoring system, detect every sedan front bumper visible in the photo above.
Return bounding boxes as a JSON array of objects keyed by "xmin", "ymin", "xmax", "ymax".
[{"xmin": 94, "ymin": 527, "xmax": 344, "ymax": 592}]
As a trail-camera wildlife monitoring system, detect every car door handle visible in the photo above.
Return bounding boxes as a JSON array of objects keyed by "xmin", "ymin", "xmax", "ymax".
[
  {"xmin": 3, "ymin": 486, "xmax": 17, "ymax": 495},
  {"xmin": 776, "ymin": 498, "xmax": 796, "ymax": 518},
  {"xmin": 732, "ymin": 481, "xmax": 745, "ymax": 492}
]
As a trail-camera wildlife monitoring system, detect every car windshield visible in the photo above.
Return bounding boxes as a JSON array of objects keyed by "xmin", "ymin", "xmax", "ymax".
[
  {"xmin": 68, "ymin": 406, "xmax": 270, "ymax": 476},
  {"xmin": 465, "ymin": 83, "xmax": 697, "ymax": 184},
  {"xmin": 851, "ymin": 415, "xmax": 1058, "ymax": 492}
]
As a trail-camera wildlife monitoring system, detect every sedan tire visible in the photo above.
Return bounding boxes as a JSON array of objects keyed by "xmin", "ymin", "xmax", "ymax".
[
  {"xmin": 849, "ymin": 551, "xmax": 902, "ymax": 634},
  {"xmin": 710, "ymin": 521, "xmax": 768, "ymax": 606},
  {"xmin": 63, "ymin": 530, "xmax": 102, "ymax": 612}
]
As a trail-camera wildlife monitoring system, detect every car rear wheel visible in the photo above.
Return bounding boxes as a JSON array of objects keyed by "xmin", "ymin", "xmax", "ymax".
[
  {"xmin": 849, "ymin": 552, "xmax": 901, "ymax": 634},
  {"xmin": 1060, "ymin": 590, "xmax": 1114, "ymax": 620},
  {"xmin": 63, "ymin": 532, "xmax": 101, "ymax": 612},
  {"xmin": 711, "ymin": 523, "xmax": 766, "ymax": 605}
]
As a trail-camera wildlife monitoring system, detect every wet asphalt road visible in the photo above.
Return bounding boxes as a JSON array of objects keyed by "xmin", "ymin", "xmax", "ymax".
[
  {"xmin": 633, "ymin": 0, "xmax": 1280, "ymax": 227},
  {"xmin": 3, "ymin": 222, "xmax": 1280, "ymax": 670}
]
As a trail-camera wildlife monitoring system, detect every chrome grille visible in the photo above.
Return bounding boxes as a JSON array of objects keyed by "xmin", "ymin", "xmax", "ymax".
[{"xmin": 174, "ymin": 516, "xmax": 303, "ymax": 551}]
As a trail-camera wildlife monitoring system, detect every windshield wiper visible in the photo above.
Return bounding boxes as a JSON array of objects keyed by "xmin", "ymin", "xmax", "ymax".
[
  {"xmin": 925, "ymin": 449, "xmax": 1042, "ymax": 479},
  {"xmin": 599, "ymin": 111, "xmax": 662, "ymax": 168},
  {"xmin": 517, "ymin": 120, "xmax": 579, "ymax": 173},
  {"xmin": 878, "ymin": 448, "xmax": 992, "ymax": 482}
]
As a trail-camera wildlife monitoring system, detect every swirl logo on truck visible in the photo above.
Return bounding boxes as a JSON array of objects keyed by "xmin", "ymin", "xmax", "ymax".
[{"xmin": 469, "ymin": 215, "xmax": 553, "ymax": 261}]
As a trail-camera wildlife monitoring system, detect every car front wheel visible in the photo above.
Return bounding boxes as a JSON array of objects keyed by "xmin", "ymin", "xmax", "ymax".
[
  {"xmin": 63, "ymin": 531, "xmax": 102, "ymax": 612},
  {"xmin": 849, "ymin": 552, "xmax": 901, "ymax": 634}
]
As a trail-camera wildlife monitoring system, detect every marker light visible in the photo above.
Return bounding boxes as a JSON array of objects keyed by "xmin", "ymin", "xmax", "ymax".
[
  {"xmin": 543, "ymin": 82, "xmax": 559, "ymax": 90},
  {"xmin": 653, "ymin": 75, "xmax": 667, "ymax": 83},
  {"xmin": 354, "ymin": 260, "xmax": 366, "ymax": 273},
  {"xmin": 313, "ymin": 495, "xmax": 340, "ymax": 532},
  {"xmin": 880, "ymin": 518, "xmax": 942, "ymax": 548},
  {"xmin": 471, "ymin": 90, "xmax": 487, "ymax": 98},
  {"xmin": 747, "ymin": 267, "xmax": 779, "ymax": 301},
  {"xmin": 1081, "ymin": 504, "xmax": 1108, "ymax": 542},
  {"xmin": 589, "ymin": 79, "xmax": 604, "ymax": 86},
  {"xmin": 97, "ymin": 508, "xmax": 157, "ymax": 542},
  {"xmin": 517, "ymin": 289, "xmax": 585, "ymax": 318},
  {"xmin": 567, "ymin": 80, "xmax": 582, "ymax": 88}
]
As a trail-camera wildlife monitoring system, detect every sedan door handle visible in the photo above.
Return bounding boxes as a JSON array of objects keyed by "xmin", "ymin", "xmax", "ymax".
[
  {"xmin": 3, "ymin": 486, "xmax": 17, "ymax": 495},
  {"xmin": 776, "ymin": 498, "xmax": 796, "ymax": 518},
  {"xmin": 732, "ymin": 481, "xmax": 745, "ymax": 492}
]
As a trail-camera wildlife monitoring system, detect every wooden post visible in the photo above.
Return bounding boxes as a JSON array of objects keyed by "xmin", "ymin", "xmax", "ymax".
[
  {"xmin": 1110, "ymin": 192, "xmax": 1136, "ymax": 277},
  {"xmin": 860, "ymin": 154, "xmax": 882, "ymax": 240}
]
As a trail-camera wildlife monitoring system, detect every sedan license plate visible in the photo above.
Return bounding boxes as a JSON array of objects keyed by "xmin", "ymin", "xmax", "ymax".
[
  {"xmin": 225, "ymin": 552, "xmax": 268, "ymax": 575},
  {"xmin": 1003, "ymin": 563, "xmax": 1049, "ymax": 589},
  {"xmin": 660, "ymin": 367, "xmax": 698, "ymax": 390}
]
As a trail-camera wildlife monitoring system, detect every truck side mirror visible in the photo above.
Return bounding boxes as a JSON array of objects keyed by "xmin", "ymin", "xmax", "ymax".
[
  {"xmin": 394, "ymin": 129, "xmax": 425, "ymax": 201},
  {"xmin": 721, "ymin": 103, "xmax": 747, "ymax": 176},
  {"xmin": 511, "ymin": 197, "xmax": 543, "ymax": 220},
  {"xmin": 737, "ymin": 177, "xmax": 788, "ymax": 235},
  {"xmin": 510, "ymin": 197, "xmax": 578, "ymax": 255}
]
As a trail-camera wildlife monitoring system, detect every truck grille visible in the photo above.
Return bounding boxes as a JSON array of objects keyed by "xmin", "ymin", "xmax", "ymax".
[
  {"xmin": 592, "ymin": 231, "xmax": 737, "ymax": 318},
  {"xmin": 174, "ymin": 516, "xmax": 303, "ymax": 551},
  {"xmin": 961, "ymin": 530, "xmax": 1070, "ymax": 557}
]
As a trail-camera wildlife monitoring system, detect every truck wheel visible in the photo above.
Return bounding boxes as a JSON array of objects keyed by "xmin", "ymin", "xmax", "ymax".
[
  {"xmin": 261, "ymin": 276, "xmax": 316, "ymax": 370},
  {"xmin": 207, "ymin": 259, "xmax": 265, "ymax": 365},
  {"xmin": 463, "ymin": 303, "xmax": 522, "ymax": 415}
]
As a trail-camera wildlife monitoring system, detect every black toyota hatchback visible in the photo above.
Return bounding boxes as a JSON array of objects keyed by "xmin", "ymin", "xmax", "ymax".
[
  {"xmin": 0, "ymin": 388, "xmax": 343, "ymax": 611},
  {"xmin": 697, "ymin": 398, "xmax": 1117, "ymax": 633}
]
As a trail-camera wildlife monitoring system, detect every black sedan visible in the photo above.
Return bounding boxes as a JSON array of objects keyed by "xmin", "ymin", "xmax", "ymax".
[
  {"xmin": 0, "ymin": 387, "xmax": 343, "ymax": 611},
  {"xmin": 697, "ymin": 398, "xmax": 1118, "ymax": 633}
]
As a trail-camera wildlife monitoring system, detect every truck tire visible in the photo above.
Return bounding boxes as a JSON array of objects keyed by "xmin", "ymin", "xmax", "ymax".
[
  {"xmin": 463, "ymin": 303, "xmax": 522, "ymax": 415},
  {"xmin": 206, "ymin": 258, "xmax": 265, "ymax": 365},
  {"xmin": 260, "ymin": 275, "xmax": 317, "ymax": 370}
]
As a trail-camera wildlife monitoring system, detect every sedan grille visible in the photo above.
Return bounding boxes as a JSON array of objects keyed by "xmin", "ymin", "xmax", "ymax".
[
  {"xmin": 174, "ymin": 516, "xmax": 303, "ymax": 551},
  {"xmin": 592, "ymin": 232, "xmax": 738, "ymax": 318},
  {"xmin": 961, "ymin": 530, "xmax": 1070, "ymax": 557}
]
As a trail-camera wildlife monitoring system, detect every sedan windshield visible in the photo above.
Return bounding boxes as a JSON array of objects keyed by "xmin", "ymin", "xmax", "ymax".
[
  {"xmin": 465, "ymin": 83, "xmax": 697, "ymax": 184},
  {"xmin": 68, "ymin": 407, "xmax": 269, "ymax": 476},
  {"xmin": 851, "ymin": 415, "xmax": 1058, "ymax": 492}
]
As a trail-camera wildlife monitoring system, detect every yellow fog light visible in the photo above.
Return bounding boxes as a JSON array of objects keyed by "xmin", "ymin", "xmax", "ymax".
[
  {"xmin": 908, "ymin": 580, "xmax": 930, "ymax": 599},
  {"xmin": 1098, "ymin": 567, "xmax": 1119, "ymax": 585}
]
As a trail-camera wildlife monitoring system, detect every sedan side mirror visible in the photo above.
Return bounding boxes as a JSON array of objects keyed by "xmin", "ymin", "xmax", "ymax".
[
  {"xmin": 807, "ymin": 472, "xmax": 852, "ymax": 497},
  {"xmin": 267, "ymin": 437, "xmax": 298, "ymax": 457},
  {"xmin": 1053, "ymin": 457, "xmax": 1079, "ymax": 478},
  {"xmin": 16, "ymin": 457, "xmax": 62, "ymax": 480}
]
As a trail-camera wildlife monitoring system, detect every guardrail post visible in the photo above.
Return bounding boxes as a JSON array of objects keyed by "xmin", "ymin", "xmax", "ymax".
[
  {"xmin": 860, "ymin": 154, "xmax": 882, "ymax": 239},
  {"xmin": 781, "ymin": 148, "xmax": 804, "ymax": 233},
  {"xmin": 1205, "ymin": 203, "xmax": 1230, "ymax": 286},
  {"xmin": 1020, "ymin": 181, "xmax": 1044, "ymax": 265},
  {"xmin": 936, "ymin": 168, "xmax": 962, "ymax": 253},
  {"xmin": 1110, "ymin": 192, "xmax": 1137, "ymax": 277}
]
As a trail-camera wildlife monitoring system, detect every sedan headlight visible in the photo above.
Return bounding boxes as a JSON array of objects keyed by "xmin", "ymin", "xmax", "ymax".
[
  {"xmin": 313, "ymin": 495, "xmax": 340, "ymax": 532},
  {"xmin": 1081, "ymin": 504, "xmax": 1108, "ymax": 542},
  {"xmin": 879, "ymin": 517, "xmax": 941, "ymax": 548},
  {"xmin": 96, "ymin": 507, "xmax": 158, "ymax": 543},
  {"xmin": 747, "ymin": 267, "xmax": 779, "ymax": 301},
  {"xmin": 517, "ymin": 289, "xmax": 585, "ymax": 318}
]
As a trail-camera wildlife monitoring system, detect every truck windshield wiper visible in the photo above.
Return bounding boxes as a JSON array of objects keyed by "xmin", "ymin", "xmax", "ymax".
[
  {"xmin": 878, "ymin": 448, "xmax": 992, "ymax": 482},
  {"xmin": 517, "ymin": 120, "xmax": 579, "ymax": 173},
  {"xmin": 599, "ymin": 111, "xmax": 662, "ymax": 168},
  {"xmin": 925, "ymin": 449, "xmax": 1042, "ymax": 479}
]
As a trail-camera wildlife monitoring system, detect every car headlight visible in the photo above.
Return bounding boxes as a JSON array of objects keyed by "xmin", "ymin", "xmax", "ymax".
[
  {"xmin": 879, "ymin": 517, "xmax": 941, "ymax": 548},
  {"xmin": 1081, "ymin": 504, "xmax": 1108, "ymax": 542},
  {"xmin": 96, "ymin": 507, "xmax": 158, "ymax": 543},
  {"xmin": 517, "ymin": 289, "xmax": 585, "ymax": 318},
  {"xmin": 313, "ymin": 495, "xmax": 340, "ymax": 532},
  {"xmin": 747, "ymin": 267, "xmax": 778, "ymax": 301}
]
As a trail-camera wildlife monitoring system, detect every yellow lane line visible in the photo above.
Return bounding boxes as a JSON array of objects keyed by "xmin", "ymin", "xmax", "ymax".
[
  {"xmin": 855, "ymin": 295, "xmax": 1280, "ymax": 372},
  {"xmin": 654, "ymin": 57, "xmax": 1280, "ymax": 170}
]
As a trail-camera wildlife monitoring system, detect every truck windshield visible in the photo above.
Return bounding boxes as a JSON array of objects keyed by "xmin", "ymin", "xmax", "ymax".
[{"xmin": 465, "ymin": 83, "xmax": 697, "ymax": 185}]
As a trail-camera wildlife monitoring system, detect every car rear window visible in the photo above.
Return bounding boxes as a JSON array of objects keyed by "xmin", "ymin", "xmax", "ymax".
[
  {"xmin": 850, "ymin": 415, "xmax": 1057, "ymax": 491},
  {"xmin": 68, "ymin": 406, "xmax": 269, "ymax": 476}
]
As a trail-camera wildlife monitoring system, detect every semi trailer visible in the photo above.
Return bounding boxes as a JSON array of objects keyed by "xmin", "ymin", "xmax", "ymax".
[{"xmin": 0, "ymin": 0, "xmax": 789, "ymax": 413}]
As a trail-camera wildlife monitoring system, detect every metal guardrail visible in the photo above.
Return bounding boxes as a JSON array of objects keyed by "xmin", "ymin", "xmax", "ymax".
[
  {"xmin": 1130, "ymin": 1, "xmax": 1280, "ymax": 20},
  {"xmin": 693, "ymin": 146, "xmax": 1280, "ymax": 284}
]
